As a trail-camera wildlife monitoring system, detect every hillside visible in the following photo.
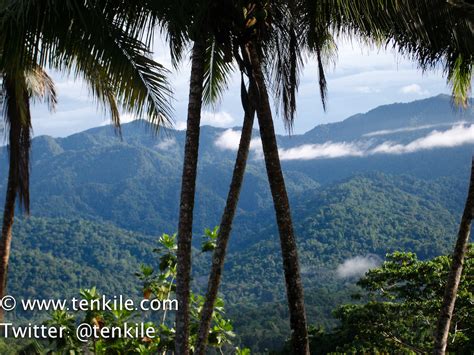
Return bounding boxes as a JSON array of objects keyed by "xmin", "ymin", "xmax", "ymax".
[
  {"xmin": 1, "ymin": 95, "xmax": 473, "ymax": 351},
  {"xmin": 6, "ymin": 172, "xmax": 462, "ymax": 351}
]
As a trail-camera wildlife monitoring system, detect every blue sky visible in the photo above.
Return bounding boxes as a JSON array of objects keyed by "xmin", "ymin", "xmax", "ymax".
[{"xmin": 30, "ymin": 37, "xmax": 454, "ymax": 138}]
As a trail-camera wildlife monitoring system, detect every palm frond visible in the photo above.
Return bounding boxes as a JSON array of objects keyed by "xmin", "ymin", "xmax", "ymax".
[
  {"xmin": 448, "ymin": 55, "xmax": 472, "ymax": 107},
  {"xmin": 2, "ymin": 72, "xmax": 32, "ymax": 213},
  {"xmin": 264, "ymin": 3, "xmax": 306, "ymax": 131},
  {"xmin": 25, "ymin": 67, "xmax": 57, "ymax": 112},
  {"xmin": 1, "ymin": 0, "xmax": 173, "ymax": 129},
  {"xmin": 309, "ymin": 30, "xmax": 337, "ymax": 112},
  {"xmin": 203, "ymin": 37, "xmax": 235, "ymax": 108},
  {"xmin": 307, "ymin": 0, "xmax": 474, "ymax": 106}
]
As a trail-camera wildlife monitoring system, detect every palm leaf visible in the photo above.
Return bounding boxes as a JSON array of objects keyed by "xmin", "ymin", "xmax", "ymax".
[
  {"xmin": 1, "ymin": 0, "xmax": 173, "ymax": 129},
  {"xmin": 203, "ymin": 37, "xmax": 235, "ymax": 108},
  {"xmin": 2, "ymin": 71, "xmax": 31, "ymax": 212},
  {"xmin": 25, "ymin": 67, "xmax": 57, "ymax": 112},
  {"xmin": 305, "ymin": 0, "xmax": 474, "ymax": 105}
]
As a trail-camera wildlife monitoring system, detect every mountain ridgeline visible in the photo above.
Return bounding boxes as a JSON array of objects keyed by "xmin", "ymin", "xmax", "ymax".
[{"xmin": 2, "ymin": 94, "xmax": 473, "ymax": 351}]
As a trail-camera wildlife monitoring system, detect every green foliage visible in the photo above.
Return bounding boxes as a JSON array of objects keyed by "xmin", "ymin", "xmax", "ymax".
[
  {"xmin": 305, "ymin": 248, "xmax": 474, "ymax": 354},
  {"xmin": 5, "ymin": 170, "xmax": 467, "ymax": 352},
  {"xmin": 1, "ymin": 100, "xmax": 472, "ymax": 351},
  {"xmin": 201, "ymin": 226, "xmax": 219, "ymax": 252},
  {"xmin": 21, "ymin": 231, "xmax": 246, "ymax": 354}
]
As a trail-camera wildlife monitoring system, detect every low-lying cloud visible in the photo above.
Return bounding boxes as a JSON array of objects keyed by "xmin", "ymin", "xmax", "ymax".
[
  {"xmin": 201, "ymin": 111, "xmax": 235, "ymax": 127},
  {"xmin": 279, "ymin": 124, "xmax": 474, "ymax": 161},
  {"xmin": 215, "ymin": 124, "xmax": 474, "ymax": 161},
  {"xmin": 336, "ymin": 255, "xmax": 381, "ymax": 278},
  {"xmin": 155, "ymin": 137, "xmax": 176, "ymax": 150},
  {"xmin": 370, "ymin": 124, "xmax": 474, "ymax": 154},
  {"xmin": 279, "ymin": 142, "xmax": 365, "ymax": 160},
  {"xmin": 400, "ymin": 83, "xmax": 429, "ymax": 96},
  {"xmin": 363, "ymin": 121, "xmax": 468, "ymax": 137},
  {"xmin": 214, "ymin": 129, "xmax": 262, "ymax": 153}
]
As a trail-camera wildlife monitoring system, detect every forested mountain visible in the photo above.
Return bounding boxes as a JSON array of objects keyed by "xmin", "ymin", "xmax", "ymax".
[{"xmin": 2, "ymin": 95, "xmax": 473, "ymax": 351}]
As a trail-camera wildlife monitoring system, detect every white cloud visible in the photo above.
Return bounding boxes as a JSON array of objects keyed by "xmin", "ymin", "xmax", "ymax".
[
  {"xmin": 99, "ymin": 113, "xmax": 138, "ymax": 127},
  {"xmin": 336, "ymin": 255, "xmax": 381, "ymax": 278},
  {"xmin": 250, "ymin": 136, "xmax": 263, "ymax": 152},
  {"xmin": 201, "ymin": 111, "xmax": 235, "ymax": 127},
  {"xmin": 400, "ymin": 84, "xmax": 429, "ymax": 95},
  {"xmin": 215, "ymin": 129, "xmax": 241, "ymax": 150},
  {"xmin": 370, "ymin": 124, "xmax": 474, "ymax": 154},
  {"xmin": 175, "ymin": 121, "xmax": 187, "ymax": 130},
  {"xmin": 277, "ymin": 124, "xmax": 474, "ymax": 161},
  {"xmin": 214, "ymin": 129, "xmax": 262, "ymax": 154},
  {"xmin": 279, "ymin": 142, "xmax": 365, "ymax": 160},
  {"xmin": 363, "ymin": 122, "xmax": 468, "ymax": 137},
  {"xmin": 155, "ymin": 137, "xmax": 176, "ymax": 150}
]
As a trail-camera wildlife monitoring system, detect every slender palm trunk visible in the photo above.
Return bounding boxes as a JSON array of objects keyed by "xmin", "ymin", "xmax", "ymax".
[
  {"xmin": 247, "ymin": 42, "xmax": 309, "ymax": 355},
  {"xmin": 434, "ymin": 157, "xmax": 474, "ymax": 355},
  {"xmin": 175, "ymin": 41, "xmax": 206, "ymax": 355},
  {"xmin": 195, "ymin": 88, "xmax": 256, "ymax": 355},
  {"xmin": 0, "ymin": 158, "xmax": 18, "ymax": 321},
  {"xmin": 0, "ymin": 74, "xmax": 31, "ymax": 321}
]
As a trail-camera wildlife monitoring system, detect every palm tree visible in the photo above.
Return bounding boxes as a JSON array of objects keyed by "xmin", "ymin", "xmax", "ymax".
[
  {"xmin": 175, "ymin": 39, "xmax": 206, "ymax": 355},
  {"xmin": 0, "ymin": 1, "xmax": 173, "ymax": 319},
  {"xmin": 246, "ymin": 41, "xmax": 311, "ymax": 355},
  {"xmin": 195, "ymin": 3, "xmax": 337, "ymax": 351},
  {"xmin": 199, "ymin": 1, "xmax": 473, "ymax": 353},
  {"xmin": 195, "ymin": 73, "xmax": 257, "ymax": 354},
  {"xmin": 0, "ymin": 69, "xmax": 57, "ymax": 312},
  {"xmin": 167, "ymin": 3, "xmax": 238, "ymax": 352},
  {"xmin": 434, "ymin": 158, "xmax": 474, "ymax": 354}
]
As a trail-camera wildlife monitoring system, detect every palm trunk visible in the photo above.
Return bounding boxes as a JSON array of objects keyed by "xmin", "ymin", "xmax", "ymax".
[
  {"xmin": 0, "ymin": 74, "xmax": 31, "ymax": 321},
  {"xmin": 0, "ymin": 160, "xmax": 18, "ymax": 321},
  {"xmin": 247, "ymin": 42, "xmax": 309, "ymax": 355},
  {"xmin": 175, "ymin": 41, "xmax": 206, "ymax": 355},
  {"xmin": 195, "ymin": 87, "xmax": 256, "ymax": 355},
  {"xmin": 434, "ymin": 157, "xmax": 474, "ymax": 355}
]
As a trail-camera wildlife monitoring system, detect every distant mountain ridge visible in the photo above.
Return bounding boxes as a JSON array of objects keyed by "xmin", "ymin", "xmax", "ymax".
[
  {"xmin": 1, "ymin": 94, "xmax": 473, "ymax": 351},
  {"xmin": 295, "ymin": 94, "xmax": 473, "ymax": 143}
]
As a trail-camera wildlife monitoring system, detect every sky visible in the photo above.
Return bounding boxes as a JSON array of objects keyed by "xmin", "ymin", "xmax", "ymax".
[{"xmin": 29, "ymin": 37, "xmax": 454, "ymax": 138}]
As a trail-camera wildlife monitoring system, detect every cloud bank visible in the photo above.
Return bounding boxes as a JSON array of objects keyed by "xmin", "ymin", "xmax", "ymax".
[
  {"xmin": 336, "ymin": 255, "xmax": 381, "ymax": 278},
  {"xmin": 400, "ymin": 83, "xmax": 429, "ymax": 96},
  {"xmin": 215, "ymin": 124, "xmax": 474, "ymax": 161},
  {"xmin": 201, "ymin": 111, "xmax": 235, "ymax": 127},
  {"xmin": 214, "ymin": 129, "xmax": 262, "ymax": 152},
  {"xmin": 155, "ymin": 138, "xmax": 176, "ymax": 150},
  {"xmin": 279, "ymin": 142, "xmax": 365, "ymax": 160},
  {"xmin": 363, "ymin": 121, "xmax": 468, "ymax": 137},
  {"xmin": 370, "ymin": 124, "xmax": 474, "ymax": 154}
]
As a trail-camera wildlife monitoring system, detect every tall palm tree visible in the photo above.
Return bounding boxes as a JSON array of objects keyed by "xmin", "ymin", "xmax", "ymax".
[
  {"xmin": 168, "ymin": 2, "xmax": 238, "ymax": 352},
  {"xmin": 0, "ymin": 69, "xmax": 57, "ymax": 313},
  {"xmin": 195, "ymin": 74, "xmax": 257, "ymax": 355},
  {"xmin": 175, "ymin": 39, "xmax": 206, "ymax": 355},
  {"xmin": 195, "ymin": 2, "xmax": 337, "ymax": 351},
  {"xmin": 246, "ymin": 41, "xmax": 311, "ymax": 355},
  {"xmin": 177, "ymin": 31, "xmax": 240, "ymax": 354},
  {"xmin": 0, "ymin": 0, "xmax": 173, "ymax": 319},
  {"xmin": 434, "ymin": 158, "xmax": 474, "ymax": 354}
]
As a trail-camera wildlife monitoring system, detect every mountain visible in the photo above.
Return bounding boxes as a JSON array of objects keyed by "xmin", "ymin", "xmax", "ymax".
[{"xmin": 1, "ymin": 94, "xmax": 473, "ymax": 351}]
